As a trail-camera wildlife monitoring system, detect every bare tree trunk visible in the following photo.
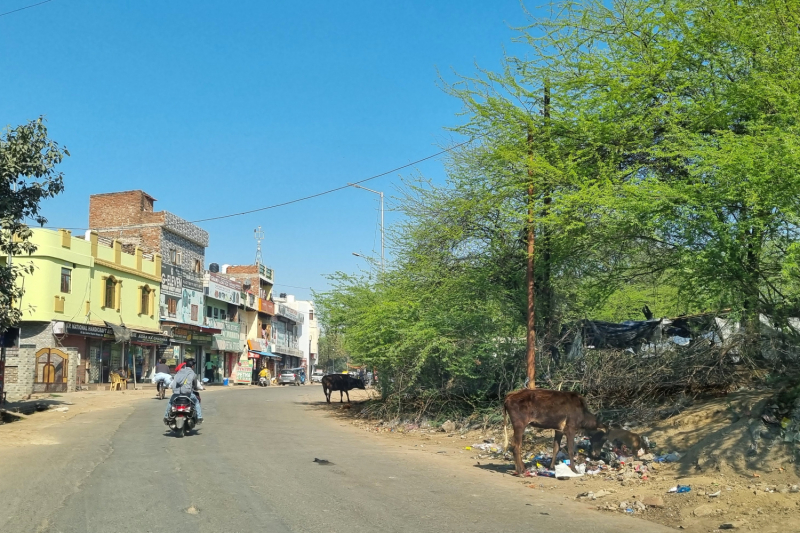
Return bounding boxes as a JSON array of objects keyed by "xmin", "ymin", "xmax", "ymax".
[
  {"xmin": 526, "ymin": 127, "xmax": 536, "ymax": 390},
  {"xmin": 541, "ymin": 83, "xmax": 555, "ymax": 351}
]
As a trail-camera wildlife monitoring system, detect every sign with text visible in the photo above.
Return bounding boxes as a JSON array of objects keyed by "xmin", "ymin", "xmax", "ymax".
[
  {"xmin": 234, "ymin": 356, "xmax": 253, "ymax": 384},
  {"xmin": 277, "ymin": 304, "xmax": 304, "ymax": 324},
  {"xmin": 204, "ymin": 273, "xmax": 241, "ymax": 305},
  {"xmin": 65, "ymin": 322, "xmax": 115, "ymax": 340}
]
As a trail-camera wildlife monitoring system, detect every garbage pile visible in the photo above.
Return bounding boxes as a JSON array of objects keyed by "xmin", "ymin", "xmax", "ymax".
[{"xmin": 517, "ymin": 434, "xmax": 684, "ymax": 487}]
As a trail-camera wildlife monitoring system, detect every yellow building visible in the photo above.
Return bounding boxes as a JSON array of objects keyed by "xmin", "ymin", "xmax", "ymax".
[{"xmin": 4, "ymin": 228, "xmax": 169, "ymax": 398}]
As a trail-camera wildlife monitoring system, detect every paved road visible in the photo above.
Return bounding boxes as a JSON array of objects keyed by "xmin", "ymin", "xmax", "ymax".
[{"xmin": 0, "ymin": 386, "xmax": 671, "ymax": 533}]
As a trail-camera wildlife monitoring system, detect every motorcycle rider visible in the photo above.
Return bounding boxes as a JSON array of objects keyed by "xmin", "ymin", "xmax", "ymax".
[
  {"xmin": 258, "ymin": 366, "xmax": 270, "ymax": 385},
  {"xmin": 152, "ymin": 358, "xmax": 172, "ymax": 388},
  {"xmin": 164, "ymin": 359, "xmax": 203, "ymax": 425}
]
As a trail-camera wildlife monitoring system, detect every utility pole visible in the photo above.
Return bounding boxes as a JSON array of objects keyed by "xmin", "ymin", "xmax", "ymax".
[{"xmin": 348, "ymin": 184, "xmax": 384, "ymax": 273}]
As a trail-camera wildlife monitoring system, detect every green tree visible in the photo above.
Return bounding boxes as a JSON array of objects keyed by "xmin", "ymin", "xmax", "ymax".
[{"xmin": 1, "ymin": 118, "xmax": 68, "ymax": 333}]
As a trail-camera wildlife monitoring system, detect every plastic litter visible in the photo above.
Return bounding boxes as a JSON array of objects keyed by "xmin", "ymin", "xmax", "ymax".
[
  {"xmin": 709, "ymin": 490, "xmax": 721, "ymax": 497},
  {"xmin": 471, "ymin": 443, "xmax": 503, "ymax": 453},
  {"xmin": 669, "ymin": 485, "xmax": 691, "ymax": 493},
  {"xmin": 554, "ymin": 463, "xmax": 584, "ymax": 479}
]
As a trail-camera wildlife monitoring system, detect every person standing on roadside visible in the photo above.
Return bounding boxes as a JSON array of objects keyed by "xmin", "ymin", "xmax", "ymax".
[{"xmin": 205, "ymin": 359, "xmax": 215, "ymax": 382}]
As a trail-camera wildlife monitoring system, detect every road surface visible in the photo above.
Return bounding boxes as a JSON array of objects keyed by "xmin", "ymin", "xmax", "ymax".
[{"xmin": 0, "ymin": 386, "xmax": 671, "ymax": 533}]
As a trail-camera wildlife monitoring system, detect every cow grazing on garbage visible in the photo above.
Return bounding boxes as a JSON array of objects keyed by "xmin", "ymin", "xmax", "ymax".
[
  {"xmin": 322, "ymin": 374, "xmax": 366, "ymax": 404},
  {"xmin": 589, "ymin": 428, "xmax": 648, "ymax": 459},
  {"xmin": 503, "ymin": 388, "xmax": 604, "ymax": 475}
]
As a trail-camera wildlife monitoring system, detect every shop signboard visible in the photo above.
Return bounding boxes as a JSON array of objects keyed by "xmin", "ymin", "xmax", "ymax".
[
  {"xmin": 212, "ymin": 320, "xmax": 242, "ymax": 352},
  {"xmin": 130, "ymin": 331, "xmax": 170, "ymax": 346},
  {"xmin": 204, "ymin": 273, "xmax": 241, "ymax": 305},
  {"xmin": 278, "ymin": 304, "xmax": 304, "ymax": 323},
  {"xmin": 234, "ymin": 356, "xmax": 253, "ymax": 384},
  {"xmin": 258, "ymin": 298, "xmax": 275, "ymax": 315},
  {"xmin": 160, "ymin": 265, "xmax": 204, "ymax": 326},
  {"xmin": 64, "ymin": 322, "xmax": 114, "ymax": 340}
]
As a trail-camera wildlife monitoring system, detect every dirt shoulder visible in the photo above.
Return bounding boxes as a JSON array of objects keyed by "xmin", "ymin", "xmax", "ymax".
[
  {"xmin": 0, "ymin": 386, "xmax": 232, "ymax": 448},
  {"xmin": 321, "ymin": 388, "xmax": 800, "ymax": 533}
]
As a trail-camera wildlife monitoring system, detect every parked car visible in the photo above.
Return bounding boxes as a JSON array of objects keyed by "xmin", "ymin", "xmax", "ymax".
[
  {"xmin": 279, "ymin": 369, "xmax": 300, "ymax": 386},
  {"xmin": 310, "ymin": 370, "xmax": 325, "ymax": 383}
]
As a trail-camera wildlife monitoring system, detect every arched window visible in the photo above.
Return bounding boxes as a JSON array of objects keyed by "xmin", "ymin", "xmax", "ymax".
[
  {"xmin": 140, "ymin": 285, "xmax": 151, "ymax": 315},
  {"xmin": 104, "ymin": 277, "xmax": 116, "ymax": 308}
]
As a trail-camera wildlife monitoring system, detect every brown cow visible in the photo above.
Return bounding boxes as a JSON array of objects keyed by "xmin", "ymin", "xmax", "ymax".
[{"xmin": 503, "ymin": 388, "xmax": 604, "ymax": 475}]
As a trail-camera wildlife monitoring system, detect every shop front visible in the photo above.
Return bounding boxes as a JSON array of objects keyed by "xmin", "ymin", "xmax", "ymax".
[
  {"xmin": 56, "ymin": 322, "xmax": 168, "ymax": 387},
  {"xmin": 208, "ymin": 320, "xmax": 243, "ymax": 383},
  {"xmin": 247, "ymin": 338, "xmax": 280, "ymax": 382},
  {"xmin": 164, "ymin": 326, "xmax": 214, "ymax": 371}
]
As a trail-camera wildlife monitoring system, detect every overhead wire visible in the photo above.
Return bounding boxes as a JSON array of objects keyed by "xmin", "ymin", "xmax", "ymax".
[
  {"xmin": 0, "ymin": 0, "xmax": 56, "ymax": 18},
  {"xmin": 42, "ymin": 137, "xmax": 475, "ymax": 231}
]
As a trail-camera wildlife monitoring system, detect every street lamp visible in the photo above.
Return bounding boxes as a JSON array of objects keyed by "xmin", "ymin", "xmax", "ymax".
[{"xmin": 348, "ymin": 183, "xmax": 384, "ymax": 273}]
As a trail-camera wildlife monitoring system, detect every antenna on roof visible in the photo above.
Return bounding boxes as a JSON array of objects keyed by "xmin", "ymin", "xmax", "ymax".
[{"xmin": 254, "ymin": 226, "xmax": 264, "ymax": 266}]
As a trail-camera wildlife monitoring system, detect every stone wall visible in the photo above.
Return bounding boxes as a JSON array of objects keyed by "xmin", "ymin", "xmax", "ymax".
[
  {"xmin": 5, "ymin": 346, "xmax": 35, "ymax": 401},
  {"xmin": 5, "ymin": 323, "xmax": 81, "ymax": 400},
  {"xmin": 20, "ymin": 321, "xmax": 55, "ymax": 349},
  {"xmin": 162, "ymin": 229, "xmax": 206, "ymax": 273}
]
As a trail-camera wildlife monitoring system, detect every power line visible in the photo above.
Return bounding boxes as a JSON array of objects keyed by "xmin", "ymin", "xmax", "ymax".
[
  {"xmin": 273, "ymin": 283, "xmax": 315, "ymax": 291},
  {"xmin": 44, "ymin": 137, "xmax": 474, "ymax": 231},
  {"xmin": 0, "ymin": 0, "xmax": 56, "ymax": 18},
  {"xmin": 188, "ymin": 138, "xmax": 473, "ymax": 225}
]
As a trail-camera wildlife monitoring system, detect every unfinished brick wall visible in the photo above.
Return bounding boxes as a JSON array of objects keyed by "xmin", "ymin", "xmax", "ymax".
[
  {"xmin": 89, "ymin": 190, "xmax": 208, "ymax": 260},
  {"xmin": 89, "ymin": 190, "xmax": 166, "ymax": 255}
]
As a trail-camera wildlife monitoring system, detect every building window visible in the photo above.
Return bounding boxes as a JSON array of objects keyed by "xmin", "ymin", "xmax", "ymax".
[
  {"xmin": 194, "ymin": 259, "xmax": 202, "ymax": 273},
  {"xmin": 60, "ymin": 267, "xmax": 71, "ymax": 293},
  {"xmin": 309, "ymin": 310, "xmax": 314, "ymax": 321},
  {"xmin": 170, "ymin": 249, "xmax": 177, "ymax": 264},
  {"xmin": 176, "ymin": 251, "xmax": 182, "ymax": 266},
  {"xmin": 191, "ymin": 304, "xmax": 198, "ymax": 321},
  {"xmin": 212, "ymin": 307, "xmax": 219, "ymax": 319},
  {"xmin": 206, "ymin": 305, "xmax": 212, "ymax": 318},
  {"xmin": 104, "ymin": 277, "xmax": 115, "ymax": 308},
  {"xmin": 140, "ymin": 287, "xmax": 150, "ymax": 315},
  {"xmin": 167, "ymin": 297, "xmax": 178, "ymax": 317},
  {"xmin": 220, "ymin": 309, "xmax": 227, "ymax": 321}
]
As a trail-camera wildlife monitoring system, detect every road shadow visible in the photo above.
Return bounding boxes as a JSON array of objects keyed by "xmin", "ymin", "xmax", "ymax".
[
  {"xmin": 1, "ymin": 395, "xmax": 72, "ymax": 423},
  {"xmin": 473, "ymin": 461, "xmax": 517, "ymax": 475}
]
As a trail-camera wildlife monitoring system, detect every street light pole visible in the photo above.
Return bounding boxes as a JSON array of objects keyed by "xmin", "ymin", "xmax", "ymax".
[{"xmin": 348, "ymin": 183, "xmax": 384, "ymax": 273}]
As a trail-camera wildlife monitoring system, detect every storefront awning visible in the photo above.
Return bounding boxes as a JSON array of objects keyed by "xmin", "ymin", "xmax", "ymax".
[{"xmin": 248, "ymin": 350, "xmax": 280, "ymax": 359}]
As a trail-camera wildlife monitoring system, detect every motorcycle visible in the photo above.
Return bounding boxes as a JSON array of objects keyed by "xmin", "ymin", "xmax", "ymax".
[
  {"xmin": 156, "ymin": 378, "xmax": 168, "ymax": 400},
  {"xmin": 258, "ymin": 376, "xmax": 270, "ymax": 387},
  {"xmin": 166, "ymin": 394, "xmax": 198, "ymax": 437},
  {"xmin": 165, "ymin": 378, "xmax": 207, "ymax": 437}
]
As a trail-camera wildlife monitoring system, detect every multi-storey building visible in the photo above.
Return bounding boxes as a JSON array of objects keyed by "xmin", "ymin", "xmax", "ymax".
[
  {"xmin": 89, "ymin": 190, "xmax": 215, "ymax": 369},
  {"xmin": 220, "ymin": 263, "xmax": 278, "ymax": 382},
  {"xmin": 3, "ymin": 228, "xmax": 167, "ymax": 399},
  {"xmin": 291, "ymin": 298, "xmax": 318, "ymax": 372},
  {"xmin": 272, "ymin": 293, "xmax": 305, "ymax": 371},
  {"xmin": 202, "ymin": 266, "xmax": 245, "ymax": 382}
]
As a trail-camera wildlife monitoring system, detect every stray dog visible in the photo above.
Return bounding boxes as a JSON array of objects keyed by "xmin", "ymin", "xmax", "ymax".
[{"xmin": 589, "ymin": 428, "xmax": 648, "ymax": 458}]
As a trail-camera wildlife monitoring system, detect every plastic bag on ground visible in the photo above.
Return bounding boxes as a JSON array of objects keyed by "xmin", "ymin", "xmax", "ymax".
[{"xmin": 555, "ymin": 463, "xmax": 584, "ymax": 479}]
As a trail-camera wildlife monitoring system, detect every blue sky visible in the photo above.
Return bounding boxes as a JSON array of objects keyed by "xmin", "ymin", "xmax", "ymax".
[{"xmin": 1, "ymin": 0, "xmax": 534, "ymax": 300}]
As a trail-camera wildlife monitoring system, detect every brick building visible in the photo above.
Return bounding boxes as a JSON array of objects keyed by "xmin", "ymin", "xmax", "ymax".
[
  {"xmin": 220, "ymin": 264, "xmax": 278, "ymax": 381},
  {"xmin": 89, "ymin": 190, "xmax": 215, "ymax": 370}
]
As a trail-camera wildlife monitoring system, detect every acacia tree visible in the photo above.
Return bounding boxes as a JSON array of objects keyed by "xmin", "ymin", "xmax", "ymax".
[
  {"xmin": 449, "ymin": 0, "xmax": 800, "ymax": 353},
  {"xmin": 317, "ymin": 0, "xmax": 800, "ymax": 415},
  {"xmin": 0, "ymin": 118, "xmax": 68, "ymax": 333}
]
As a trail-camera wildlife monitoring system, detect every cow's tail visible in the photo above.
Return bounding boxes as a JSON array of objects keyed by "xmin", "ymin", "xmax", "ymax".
[{"xmin": 503, "ymin": 402, "xmax": 509, "ymax": 451}]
